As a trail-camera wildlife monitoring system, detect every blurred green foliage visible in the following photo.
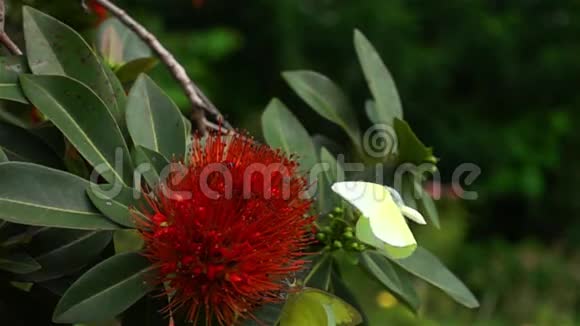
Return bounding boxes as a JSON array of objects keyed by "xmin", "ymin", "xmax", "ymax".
[{"xmin": 5, "ymin": 0, "xmax": 580, "ymax": 324}]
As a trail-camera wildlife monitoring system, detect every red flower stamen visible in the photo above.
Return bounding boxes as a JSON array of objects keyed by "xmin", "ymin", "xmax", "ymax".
[{"xmin": 134, "ymin": 131, "xmax": 314, "ymax": 326}]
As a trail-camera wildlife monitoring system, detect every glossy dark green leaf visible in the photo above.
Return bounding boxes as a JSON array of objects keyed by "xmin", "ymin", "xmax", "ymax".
[
  {"xmin": 262, "ymin": 98, "xmax": 317, "ymax": 171},
  {"xmin": 0, "ymin": 162, "xmax": 120, "ymax": 230},
  {"xmin": 0, "ymin": 121, "xmax": 62, "ymax": 168},
  {"xmin": 21, "ymin": 229, "xmax": 112, "ymax": 282},
  {"xmin": 394, "ymin": 118, "xmax": 436, "ymax": 165},
  {"xmin": 126, "ymin": 75, "xmax": 186, "ymax": 159},
  {"xmin": 283, "ymin": 71, "xmax": 360, "ymax": 146},
  {"xmin": 354, "ymin": 30, "xmax": 403, "ymax": 125},
  {"xmin": 132, "ymin": 146, "xmax": 170, "ymax": 189},
  {"xmin": 360, "ymin": 251, "xmax": 419, "ymax": 312},
  {"xmin": 53, "ymin": 252, "xmax": 155, "ymax": 324},
  {"xmin": 97, "ymin": 18, "xmax": 152, "ymax": 65},
  {"xmin": 20, "ymin": 74, "xmax": 134, "ymax": 186},
  {"xmin": 0, "ymin": 251, "xmax": 41, "ymax": 274},
  {"xmin": 23, "ymin": 6, "xmax": 123, "ymax": 123},
  {"xmin": 391, "ymin": 247, "xmax": 479, "ymax": 308},
  {"xmin": 0, "ymin": 56, "xmax": 29, "ymax": 104},
  {"xmin": 87, "ymin": 184, "xmax": 148, "ymax": 228},
  {"xmin": 116, "ymin": 58, "xmax": 158, "ymax": 83}
]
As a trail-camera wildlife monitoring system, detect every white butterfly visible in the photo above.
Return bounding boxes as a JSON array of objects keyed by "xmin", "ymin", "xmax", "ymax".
[{"xmin": 331, "ymin": 181, "xmax": 426, "ymax": 258}]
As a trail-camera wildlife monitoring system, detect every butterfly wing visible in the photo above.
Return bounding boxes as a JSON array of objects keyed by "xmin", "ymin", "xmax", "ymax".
[
  {"xmin": 332, "ymin": 181, "xmax": 416, "ymax": 248},
  {"xmin": 280, "ymin": 288, "xmax": 362, "ymax": 326}
]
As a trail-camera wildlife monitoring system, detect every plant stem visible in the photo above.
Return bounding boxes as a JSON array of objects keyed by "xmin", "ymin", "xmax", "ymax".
[
  {"xmin": 0, "ymin": 0, "xmax": 22, "ymax": 55},
  {"xmin": 92, "ymin": 0, "xmax": 232, "ymax": 134}
]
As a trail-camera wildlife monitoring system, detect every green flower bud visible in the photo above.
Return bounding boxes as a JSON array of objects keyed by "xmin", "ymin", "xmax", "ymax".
[
  {"xmin": 333, "ymin": 240, "xmax": 343, "ymax": 249},
  {"xmin": 342, "ymin": 231, "xmax": 354, "ymax": 240},
  {"xmin": 315, "ymin": 233, "xmax": 327, "ymax": 242},
  {"xmin": 349, "ymin": 242, "xmax": 359, "ymax": 251}
]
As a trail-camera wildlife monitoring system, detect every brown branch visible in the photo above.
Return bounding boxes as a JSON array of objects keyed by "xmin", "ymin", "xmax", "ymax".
[
  {"xmin": 0, "ymin": 0, "xmax": 22, "ymax": 55},
  {"xmin": 93, "ymin": 0, "xmax": 232, "ymax": 133}
]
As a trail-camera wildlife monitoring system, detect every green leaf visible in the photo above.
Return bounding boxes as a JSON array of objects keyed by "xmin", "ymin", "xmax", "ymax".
[
  {"xmin": 102, "ymin": 63, "xmax": 127, "ymax": 125},
  {"xmin": 0, "ymin": 56, "xmax": 29, "ymax": 104},
  {"xmin": 354, "ymin": 30, "xmax": 403, "ymax": 125},
  {"xmin": 0, "ymin": 251, "xmax": 41, "ymax": 274},
  {"xmin": 400, "ymin": 174, "xmax": 440, "ymax": 228},
  {"xmin": 280, "ymin": 288, "xmax": 362, "ymax": 326},
  {"xmin": 391, "ymin": 247, "xmax": 479, "ymax": 308},
  {"xmin": 304, "ymin": 253, "xmax": 334, "ymax": 292},
  {"xmin": 360, "ymin": 251, "xmax": 419, "ymax": 312},
  {"xmin": 283, "ymin": 71, "xmax": 360, "ymax": 146},
  {"xmin": 116, "ymin": 58, "xmax": 158, "ymax": 83},
  {"xmin": 113, "ymin": 229, "xmax": 144, "ymax": 254},
  {"xmin": 87, "ymin": 185, "xmax": 148, "ymax": 228},
  {"xmin": 20, "ymin": 74, "xmax": 134, "ymax": 186},
  {"xmin": 132, "ymin": 146, "xmax": 170, "ymax": 189},
  {"xmin": 97, "ymin": 18, "xmax": 152, "ymax": 65},
  {"xmin": 122, "ymin": 295, "xmax": 168, "ymax": 326},
  {"xmin": 53, "ymin": 252, "xmax": 155, "ymax": 324},
  {"xmin": 364, "ymin": 100, "xmax": 379, "ymax": 124},
  {"xmin": 23, "ymin": 6, "xmax": 123, "ymax": 123},
  {"xmin": 0, "ymin": 121, "xmax": 62, "ymax": 168},
  {"xmin": 0, "ymin": 148, "xmax": 7, "ymax": 162},
  {"xmin": 318, "ymin": 147, "xmax": 344, "ymax": 214},
  {"xmin": 21, "ymin": 229, "xmax": 112, "ymax": 282},
  {"xmin": 126, "ymin": 75, "xmax": 186, "ymax": 159},
  {"xmin": 0, "ymin": 162, "xmax": 120, "ymax": 230},
  {"xmin": 394, "ymin": 118, "xmax": 436, "ymax": 165},
  {"xmin": 417, "ymin": 190, "xmax": 440, "ymax": 228},
  {"xmin": 333, "ymin": 251, "xmax": 399, "ymax": 324},
  {"xmin": 262, "ymin": 98, "xmax": 317, "ymax": 171},
  {"xmin": 242, "ymin": 302, "xmax": 285, "ymax": 326},
  {"xmin": 64, "ymin": 140, "xmax": 91, "ymax": 179}
]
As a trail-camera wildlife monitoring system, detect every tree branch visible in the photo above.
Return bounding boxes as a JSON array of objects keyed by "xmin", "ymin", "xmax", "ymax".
[
  {"xmin": 92, "ymin": 0, "xmax": 232, "ymax": 133},
  {"xmin": 0, "ymin": 0, "xmax": 22, "ymax": 55}
]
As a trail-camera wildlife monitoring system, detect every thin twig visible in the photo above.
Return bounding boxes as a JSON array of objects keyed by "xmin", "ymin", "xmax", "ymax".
[
  {"xmin": 204, "ymin": 119, "xmax": 232, "ymax": 135},
  {"xmin": 92, "ymin": 0, "xmax": 232, "ymax": 133},
  {"xmin": 0, "ymin": 0, "xmax": 22, "ymax": 55}
]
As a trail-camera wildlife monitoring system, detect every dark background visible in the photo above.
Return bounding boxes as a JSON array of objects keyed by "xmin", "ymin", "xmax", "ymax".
[{"xmin": 9, "ymin": 0, "xmax": 580, "ymax": 324}]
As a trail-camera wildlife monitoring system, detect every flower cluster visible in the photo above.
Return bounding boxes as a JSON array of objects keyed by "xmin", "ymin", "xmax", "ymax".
[{"xmin": 135, "ymin": 132, "xmax": 314, "ymax": 325}]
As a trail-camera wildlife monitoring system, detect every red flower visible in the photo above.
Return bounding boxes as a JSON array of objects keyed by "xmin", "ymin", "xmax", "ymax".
[
  {"xmin": 88, "ymin": 0, "xmax": 107, "ymax": 23},
  {"xmin": 135, "ymin": 132, "xmax": 314, "ymax": 325}
]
